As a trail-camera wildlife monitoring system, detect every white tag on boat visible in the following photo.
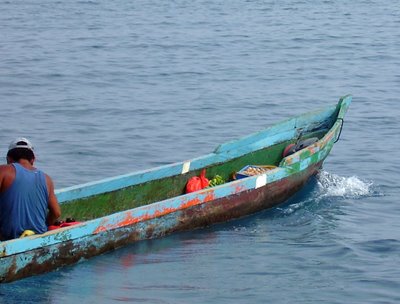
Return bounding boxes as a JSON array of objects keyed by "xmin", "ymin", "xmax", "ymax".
[
  {"xmin": 255, "ymin": 174, "xmax": 267, "ymax": 189},
  {"xmin": 182, "ymin": 161, "xmax": 191, "ymax": 174}
]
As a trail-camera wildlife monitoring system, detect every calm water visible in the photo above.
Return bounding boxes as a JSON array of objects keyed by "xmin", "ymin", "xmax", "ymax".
[{"xmin": 1, "ymin": 0, "xmax": 400, "ymax": 303}]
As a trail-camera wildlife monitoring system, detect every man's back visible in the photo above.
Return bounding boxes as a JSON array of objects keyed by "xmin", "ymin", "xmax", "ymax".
[
  {"xmin": 0, "ymin": 163, "xmax": 49, "ymax": 240},
  {"xmin": 0, "ymin": 138, "xmax": 61, "ymax": 241}
]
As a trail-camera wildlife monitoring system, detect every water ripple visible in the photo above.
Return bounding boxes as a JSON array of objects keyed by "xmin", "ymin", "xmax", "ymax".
[{"xmin": 1, "ymin": 0, "xmax": 400, "ymax": 303}]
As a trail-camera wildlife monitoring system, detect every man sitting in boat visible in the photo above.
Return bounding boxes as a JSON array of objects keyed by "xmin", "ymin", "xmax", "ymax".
[{"xmin": 0, "ymin": 138, "xmax": 61, "ymax": 241}]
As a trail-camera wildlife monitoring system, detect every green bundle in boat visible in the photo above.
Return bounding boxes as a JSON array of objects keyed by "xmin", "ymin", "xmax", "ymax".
[{"xmin": 208, "ymin": 175, "xmax": 225, "ymax": 187}]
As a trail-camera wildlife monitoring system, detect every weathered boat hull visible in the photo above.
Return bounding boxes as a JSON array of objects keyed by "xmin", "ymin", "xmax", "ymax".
[
  {"xmin": 0, "ymin": 95, "xmax": 352, "ymax": 283},
  {"xmin": 1, "ymin": 161, "xmax": 322, "ymax": 282}
]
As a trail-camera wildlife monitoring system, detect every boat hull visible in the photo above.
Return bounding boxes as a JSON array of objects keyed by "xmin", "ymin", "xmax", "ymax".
[
  {"xmin": 0, "ymin": 95, "xmax": 352, "ymax": 283},
  {"xmin": 1, "ymin": 160, "xmax": 322, "ymax": 283}
]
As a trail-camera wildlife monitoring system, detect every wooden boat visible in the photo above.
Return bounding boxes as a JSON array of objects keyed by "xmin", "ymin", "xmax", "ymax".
[{"xmin": 0, "ymin": 95, "xmax": 352, "ymax": 283}]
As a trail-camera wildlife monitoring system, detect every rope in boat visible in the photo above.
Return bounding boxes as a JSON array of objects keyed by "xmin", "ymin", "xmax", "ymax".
[{"xmin": 334, "ymin": 118, "xmax": 344, "ymax": 143}]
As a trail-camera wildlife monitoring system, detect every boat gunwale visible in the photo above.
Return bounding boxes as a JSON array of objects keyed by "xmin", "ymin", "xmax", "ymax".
[
  {"xmin": 55, "ymin": 103, "xmax": 341, "ymax": 204},
  {"xmin": 0, "ymin": 96, "xmax": 352, "ymax": 257}
]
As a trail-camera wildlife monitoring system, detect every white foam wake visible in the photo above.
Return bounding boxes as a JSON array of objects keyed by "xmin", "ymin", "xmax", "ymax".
[{"xmin": 316, "ymin": 170, "xmax": 374, "ymax": 198}]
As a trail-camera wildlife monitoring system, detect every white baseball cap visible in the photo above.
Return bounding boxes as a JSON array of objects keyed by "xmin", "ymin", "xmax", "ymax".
[{"xmin": 8, "ymin": 137, "xmax": 35, "ymax": 152}]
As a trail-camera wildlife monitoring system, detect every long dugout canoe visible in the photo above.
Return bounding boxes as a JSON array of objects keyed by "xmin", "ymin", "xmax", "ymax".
[{"xmin": 0, "ymin": 95, "xmax": 352, "ymax": 283}]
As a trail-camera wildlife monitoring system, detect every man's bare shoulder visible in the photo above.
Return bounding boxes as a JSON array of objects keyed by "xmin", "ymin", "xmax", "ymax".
[
  {"xmin": 0, "ymin": 164, "xmax": 15, "ymax": 191},
  {"xmin": 44, "ymin": 172, "xmax": 54, "ymax": 182},
  {"xmin": 0, "ymin": 164, "xmax": 14, "ymax": 173}
]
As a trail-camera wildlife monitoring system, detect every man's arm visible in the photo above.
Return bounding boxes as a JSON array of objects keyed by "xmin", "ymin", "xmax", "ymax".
[
  {"xmin": 0, "ymin": 165, "xmax": 4, "ymax": 192},
  {"xmin": 0, "ymin": 165, "xmax": 10, "ymax": 193},
  {"xmin": 0, "ymin": 165, "xmax": 13, "ymax": 241},
  {"xmin": 0, "ymin": 164, "xmax": 16, "ymax": 193},
  {"xmin": 45, "ymin": 174, "xmax": 61, "ymax": 225}
]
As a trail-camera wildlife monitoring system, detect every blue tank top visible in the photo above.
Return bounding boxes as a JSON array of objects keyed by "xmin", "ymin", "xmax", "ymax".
[{"xmin": 0, "ymin": 163, "xmax": 49, "ymax": 240}]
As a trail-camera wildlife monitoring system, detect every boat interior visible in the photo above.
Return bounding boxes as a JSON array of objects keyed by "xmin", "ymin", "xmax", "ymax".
[{"xmin": 58, "ymin": 104, "xmax": 340, "ymax": 222}]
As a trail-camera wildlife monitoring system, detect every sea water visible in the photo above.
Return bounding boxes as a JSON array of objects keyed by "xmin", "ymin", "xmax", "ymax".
[{"xmin": 0, "ymin": 0, "xmax": 400, "ymax": 303}]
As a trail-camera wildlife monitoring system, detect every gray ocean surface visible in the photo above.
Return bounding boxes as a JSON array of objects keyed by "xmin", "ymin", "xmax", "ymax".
[{"xmin": 1, "ymin": 0, "xmax": 400, "ymax": 303}]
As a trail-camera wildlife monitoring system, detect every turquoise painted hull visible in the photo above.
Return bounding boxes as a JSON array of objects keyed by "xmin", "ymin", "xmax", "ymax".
[{"xmin": 0, "ymin": 95, "xmax": 352, "ymax": 283}]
